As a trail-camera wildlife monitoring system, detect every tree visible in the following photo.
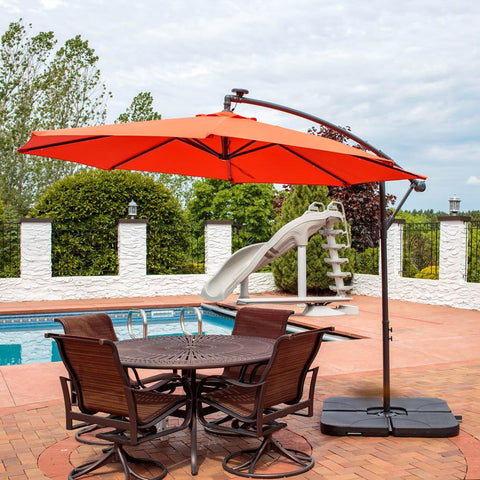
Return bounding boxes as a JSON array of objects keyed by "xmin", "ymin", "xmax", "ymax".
[
  {"xmin": 115, "ymin": 92, "xmax": 161, "ymax": 123},
  {"xmin": 115, "ymin": 91, "xmax": 196, "ymax": 207},
  {"xmin": 0, "ymin": 20, "xmax": 109, "ymax": 220},
  {"xmin": 307, "ymin": 125, "xmax": 395, "ymax": 251},
  {"xmin": 31, "ymin": 169, "xmax": 189, "ymax": 276},
  {"xmin": 271, "ymin": 185, "xmax": 355, "ymax": 294},
  {"xmin": 188, "ymin": 178, "xmax": 275, "ymax": 251}
]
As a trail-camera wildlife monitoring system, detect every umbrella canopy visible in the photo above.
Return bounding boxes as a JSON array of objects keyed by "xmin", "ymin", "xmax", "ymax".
[{"xmin": 19, "ymin": 110, "xmax": 425, "ymax": 186}]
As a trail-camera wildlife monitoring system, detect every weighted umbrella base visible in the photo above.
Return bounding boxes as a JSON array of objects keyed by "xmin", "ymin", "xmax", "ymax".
[{"xmin": 320, "ymin": 397, "xmax": 460, "ymax": 438}]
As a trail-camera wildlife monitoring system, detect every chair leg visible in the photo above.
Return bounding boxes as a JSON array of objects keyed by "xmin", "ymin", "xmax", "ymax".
[
  {"xmin": 69, "ymin": 445, "xmax": 116, "ymax": 480},
  {"xmin": 69, "ymin": 444, "xmax": 167, "ymax": 480},
  {"xmin": 222, "ymin": 434, "xmax": 314, "ymax": 478},
  {"xmin": 74, "ymin": 423, "xmax": 113, "ymax": 446},
  {"xmin": 203, "ymin": 416, "xmax": 255, "ymax": 437}
]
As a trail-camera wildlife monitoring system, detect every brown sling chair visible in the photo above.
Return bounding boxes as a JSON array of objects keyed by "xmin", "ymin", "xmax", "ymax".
[
  {"xmin": 47, "ymin": 333, "xmax": 190, "ymax": 480},
  {"xmin": 198, "ymin": 327, "xmax": 333, "ymax": 478}
]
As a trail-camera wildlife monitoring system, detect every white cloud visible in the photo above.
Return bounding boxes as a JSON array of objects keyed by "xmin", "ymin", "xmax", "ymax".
[
  {"xmin": 40, "ymin": 0, "xmax": 65, "ymax": 8},
  {"xmin": 467, "ymin": 176, "xmax": 480, "ymax": 185},
  {"xmin": 1, "ymin": 0, "xmax": 480, "ymax": 211},
  {"xmin": 0, "ymin": 0, "xmax": 21, "ymax": 14}
]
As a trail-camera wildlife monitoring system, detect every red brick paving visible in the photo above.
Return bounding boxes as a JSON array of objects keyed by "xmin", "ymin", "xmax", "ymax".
[{"xmin": 1, "ymin": 295, "xmax": 480, "ymax": 479}]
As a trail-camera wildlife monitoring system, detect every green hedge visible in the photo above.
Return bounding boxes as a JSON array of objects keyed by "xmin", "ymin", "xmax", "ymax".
[{"xmin": 31, "ymin": 169, "xmax": 189, "ymax": 276}]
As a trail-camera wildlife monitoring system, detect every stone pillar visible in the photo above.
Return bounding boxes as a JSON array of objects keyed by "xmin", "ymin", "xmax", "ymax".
[
  {"xmin": 387, "ymin": 219, "xmax": 405, "ymax": 278},
  {"xmin": 204, "ymin": 220, "xmax": 232, "ymax": 275},
  {"xmin": 20, "ymin": 218, "xmax": 52, "ymax": 278},
  {"xmin": 438, "ymin": 216, "xmax": 470, "ymax": 282},
  {"xmin": 118, "ymin": 219, "xmax": 148, "ymax": 277}
]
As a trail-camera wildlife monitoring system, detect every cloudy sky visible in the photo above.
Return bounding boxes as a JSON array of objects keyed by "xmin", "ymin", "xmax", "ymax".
[{"xmin": 1, "ymin": 0, "xmax": 479, "ymax": 212}]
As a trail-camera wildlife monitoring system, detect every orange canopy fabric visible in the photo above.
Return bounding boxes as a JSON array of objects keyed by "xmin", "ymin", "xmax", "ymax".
[{"xmin": 19, "ymin": 110, "xmax": 425, "ymax": 186}]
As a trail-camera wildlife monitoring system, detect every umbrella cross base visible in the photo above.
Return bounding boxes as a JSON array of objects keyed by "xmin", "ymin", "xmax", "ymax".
[{"xmin": 320, "ymin": 397, "xmax": 460, "ymax": 438}]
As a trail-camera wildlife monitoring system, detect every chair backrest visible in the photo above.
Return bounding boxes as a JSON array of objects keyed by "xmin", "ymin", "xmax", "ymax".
[
  {"xmin": 260, "ymin": 328, "xmax": 326, "ymax": 408},
  {"xmin": 232, "ymin": 307, "xmax": 293, "ymax": 338},
  {"xmin": 54, "ymin": 313, "xmax": 118, "ymax": 341},
  {"xmin": 49, "ymin": 333, "xmax": 131, "ymax": 417}
]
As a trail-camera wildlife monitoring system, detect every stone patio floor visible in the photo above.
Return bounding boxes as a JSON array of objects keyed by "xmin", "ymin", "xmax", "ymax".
[{"xmin": 1, "ymin": 294, "xmax": 479, "ymax": 479}]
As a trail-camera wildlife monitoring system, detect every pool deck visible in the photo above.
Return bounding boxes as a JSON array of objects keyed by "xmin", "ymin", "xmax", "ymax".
[{"xmin": 1, "ymin": 294, "xmax": 480, "ymax": 479}]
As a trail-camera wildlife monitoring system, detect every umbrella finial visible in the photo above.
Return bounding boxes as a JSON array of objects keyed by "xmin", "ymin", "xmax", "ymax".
[
  {"xmin": 232, "ymin": 88, "xmax": 249, "ymax": 97},
  {"xmin": 224, "ymin": 88, "xmax": 249, "ymax": 111}
]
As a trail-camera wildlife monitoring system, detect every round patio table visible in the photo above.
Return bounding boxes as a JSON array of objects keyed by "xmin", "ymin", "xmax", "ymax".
[{"xmin": 116, "ymin": 334, "xmax": 276, "ymax": 475}]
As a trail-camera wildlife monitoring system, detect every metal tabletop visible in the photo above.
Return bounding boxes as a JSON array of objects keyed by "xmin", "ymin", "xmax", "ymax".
[{"xmin": 117, "ymin": 334, "xmax": 276, "ymax": 370}]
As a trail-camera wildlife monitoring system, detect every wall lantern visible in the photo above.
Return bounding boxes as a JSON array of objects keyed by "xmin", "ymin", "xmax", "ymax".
[
  {"xmin": 449, "ymin": 195, "xmax": 460, "ymax": 216},
  {"xmin": 128, "ymin": 200, "xmax": 138, "ymax": 219}
]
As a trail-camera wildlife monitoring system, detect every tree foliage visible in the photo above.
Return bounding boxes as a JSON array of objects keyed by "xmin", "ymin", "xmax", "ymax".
[
  {"xmin": 31, "ymin": 169, "xmax": 189, "ymax": 276},
  {"xmin": 396, "ymin": 210, "xmax": 434, "ymax": 224},
  {"xmin": 115, "ymin": 91, "xmax": 161, "ymax": 123},
  {"xmin": 115, "ymin": 91, "xmax": 197, "ymax": 207},
  {"xmin": 187, "ymin": 178, "xmax": 275, "ymax": 251},
  {"xmin": 307, "ymin": 125, "xmax": 395, "ymax": 251},
  {"xmin": 271, "ymin": 185, "xmax": 355, "ymax": 294},
  {"xmin": 0, "ymin": 20, "xmax": 109, "ymax": 219}
]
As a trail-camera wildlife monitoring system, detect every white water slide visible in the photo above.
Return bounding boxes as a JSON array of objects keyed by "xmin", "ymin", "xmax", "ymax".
[{"xmin": 201, "ymin": 202, "xmax": 359, "ymax": 316}]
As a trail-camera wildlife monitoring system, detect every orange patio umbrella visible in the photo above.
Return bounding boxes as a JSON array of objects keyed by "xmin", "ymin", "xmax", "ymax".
[
  {"xmin": 19, "ymin": 110, "xmax": 424, "ymax": 187},
  {"xmin": 19, "ymin": 90, "xmax": 457, "ymax": 439}
]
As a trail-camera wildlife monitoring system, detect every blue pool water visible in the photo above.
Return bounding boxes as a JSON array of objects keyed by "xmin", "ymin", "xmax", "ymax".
[{"xmin": 0, "ymin": 307, "xmax": 235, "ymax": 366}]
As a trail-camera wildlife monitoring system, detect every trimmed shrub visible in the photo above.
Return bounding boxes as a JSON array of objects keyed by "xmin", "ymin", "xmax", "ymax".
[
  {"xmin": 31, "ymin": 169, "xmax": 189, "ymax": 276},
  {"xmin": 415, "ymin": 265, "xmax": 439, "ymax": 280}
]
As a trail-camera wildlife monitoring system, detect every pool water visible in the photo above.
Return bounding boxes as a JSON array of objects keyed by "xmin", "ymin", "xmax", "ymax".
[{"xmin": 0, "ymin": 307, "xmax": 234, "ymax": 366}]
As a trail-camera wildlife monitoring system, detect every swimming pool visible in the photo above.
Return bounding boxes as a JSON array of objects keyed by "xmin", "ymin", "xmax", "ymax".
[
  {"xmin": 0, "ymin": 305, "xmax": 346, "ymax": 366},
  {"xmin": 0, "ymin": 307, "xmax": 235, "ymax": 366}
]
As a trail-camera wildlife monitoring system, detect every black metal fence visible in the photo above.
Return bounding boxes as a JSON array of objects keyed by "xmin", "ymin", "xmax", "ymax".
[
  {"xmin": 51, "ymin": 221, "xmax": 118, "ymax": 276},
  {"xmin": 402, "ymin": 222, "xmax": 440, "ymax": 279},
  {"xmin": 6, "ymin": 219, "xmax": 480, "ymax": 282},
  {"xmin": 147, "ymin": 223, "xmax": 205, "ymax": 275},
  {"xmin": 0, "ymin": 223, "xmax": 20, "ymax": 277},
  {"xmin": 354, "ymin": 247, "xmax": 379, "ymax": 275},
  {"xmin": 467, "ymin": 221, "xmax": 480, "ymax": 283}
]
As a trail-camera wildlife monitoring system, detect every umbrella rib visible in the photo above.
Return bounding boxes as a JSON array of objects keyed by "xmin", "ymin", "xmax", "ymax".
[
  {"xmin": 178, "ymin": 138, "xmax": 222, "ymax": 157},
  {"xmin": 110, "ymin": 138, "xmax": 179, "ymax": 169},
  {"xmin": 20, "ymin": 135, "xmax": 110, "ymax": 153},
  {"xmin": 111, "ymin": 136, "xmax": 230, "ymax": 170},
  {"xmin": 278, "ymin": 145, "xmax": 349, "ymax": 185},
  {"xmin": 229, "ymin": 140, "xmax": 257, "ymax": 156},
  {"xmin": 350, "ymin": 154, "xmax": 420, "ymax": 178},
  {"xmin": 229, "ymin": 142, "xmax": 350, "ymax": 184},
  {"xmin": 229, "ymin": 142, "xmax": 280, "ymax": 158}
]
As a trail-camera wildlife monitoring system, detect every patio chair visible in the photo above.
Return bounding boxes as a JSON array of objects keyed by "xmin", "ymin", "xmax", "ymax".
[
  {"xmin": 47, "ymin": 333, "xmax": 190, "ymax": 480},
  {"xmin": 222, "ymin": 307, "xmax": 294, "ymax": 382},
  {"xmin": 54, "ymin": 313, "xmax": 181, "ymax": 446},
  {"xmin": 198, "ymin": 327, "xmax": 333, "ymax": 478},
  {"xmin": 54, "ymin": 313, "xmax": 177, "ymax": 388}
]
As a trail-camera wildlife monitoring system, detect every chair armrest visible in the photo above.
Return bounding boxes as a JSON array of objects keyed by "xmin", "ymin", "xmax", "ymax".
[
  {"xmin": 198, "ymin": 374, "xmax": 264, "ymax": 425},
  {"xmin": 133, "ymin": 373, "xmax": 187, "ymax": 394},
  {"xmin": 197, "ymin": 374, "xmax": 264, "ymax": 393}
]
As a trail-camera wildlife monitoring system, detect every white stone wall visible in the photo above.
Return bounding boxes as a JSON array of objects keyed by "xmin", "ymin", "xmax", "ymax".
[
  {"xmin": 118, "ymin": 220, "xmax": 147, "ymax": 277},
  {"xmin": 0, "ymin": 219, "xmax": 276, "ymax": 303},
  {"xmin": 20, "ymin": 219, "xmax": 52, "ymax": 279},
  {"xmin": 351, "ymin": 216, "xmax": 480, "ymax": 311},
  {"xmin": 439, "ymin": 218, "xmax": 467, "ymax": 282},
  {"xmin": 204, "ymin": 221, "xmax": 232, "ymax": 275},
  {"xmin": 1, "ymin": 216, "xmax": 479, "ymax": 310}
]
